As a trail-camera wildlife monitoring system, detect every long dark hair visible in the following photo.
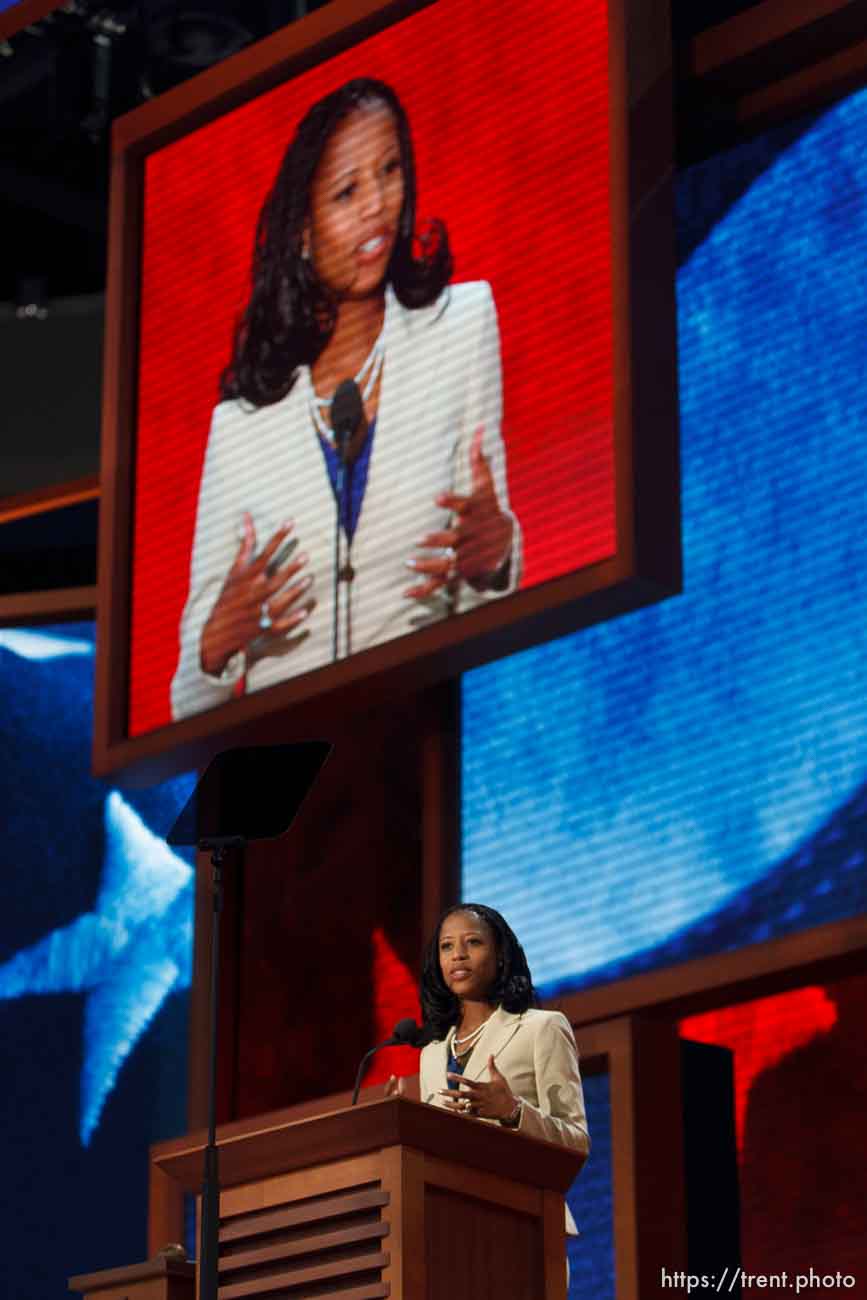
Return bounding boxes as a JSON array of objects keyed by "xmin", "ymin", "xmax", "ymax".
[
  {"xmin": 220, "ymin": 77, "xmax": 452, "ymax": 408},
  {"xmin": 420, "ymin": 903, "xmax": 539, "ymax": 1042}
]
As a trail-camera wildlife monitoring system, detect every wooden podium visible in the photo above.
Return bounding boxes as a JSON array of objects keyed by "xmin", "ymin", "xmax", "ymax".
[
  {"xmin": 147, "ymin": 1096, "xmax": 582, "ymax": 1299},
  {"xmin": 69, "ymin": 1254, "xmax": 195, "ymax": 1300}
]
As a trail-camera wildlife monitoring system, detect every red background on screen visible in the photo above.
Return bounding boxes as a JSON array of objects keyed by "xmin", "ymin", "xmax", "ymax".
[{"xmin": 130, "ymin": 0, "xmax": 615, "ymax": 735}]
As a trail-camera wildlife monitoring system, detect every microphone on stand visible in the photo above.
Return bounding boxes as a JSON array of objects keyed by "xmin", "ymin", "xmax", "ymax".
[
  {"xmin": 351, "ymin": 1018, "xmax": 433, "ymax": 1105},
  {"xmin": 330, "ymin": 379, "xmax": 364, "ymax": 662},
  {"xmin": 331, "ymin": 378, "xmax": 364, "ymax": 462}
]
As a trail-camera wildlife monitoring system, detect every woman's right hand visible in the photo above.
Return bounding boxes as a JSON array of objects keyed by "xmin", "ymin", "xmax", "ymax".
[
  {"xmin": 200, "ymin": 514, "xmax": 315, "ymax": 676},
  {"xmin": 385, "ymin": 1075, "xmax": 406, "ymax": 1098}
]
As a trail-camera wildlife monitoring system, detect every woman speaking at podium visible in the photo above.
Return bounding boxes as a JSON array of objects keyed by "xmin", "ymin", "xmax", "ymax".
[
  {"xmin": 171, "ymin": 78, "xmax": 521, "ymax": 721},
  {"xmin": 392, "ymin": 903, "xmax": 589, "ymax": 1248}
]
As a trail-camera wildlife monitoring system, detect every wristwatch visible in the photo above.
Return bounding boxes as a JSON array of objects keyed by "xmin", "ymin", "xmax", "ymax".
[{"xmin": 499, "ymin": 1097, "xmax": 522, "ymax": 1129}]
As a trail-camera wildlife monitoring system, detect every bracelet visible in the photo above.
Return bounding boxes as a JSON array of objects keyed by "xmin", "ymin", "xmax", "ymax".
[{"xmin": 499, "ymin": 1097, "xmax": 522, "ymax": 1129}]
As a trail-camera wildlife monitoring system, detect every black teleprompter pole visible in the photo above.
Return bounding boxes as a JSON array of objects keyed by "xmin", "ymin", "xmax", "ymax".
[
  {"xmin": 166, "ymin": 743, "xmax": 332, "ymax": 1300},
  {"xmin": 197, "ymin": 835, "xmax": 243, "ymax": 1300}
]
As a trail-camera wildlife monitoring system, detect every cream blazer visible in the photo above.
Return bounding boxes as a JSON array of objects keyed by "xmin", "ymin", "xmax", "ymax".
[
  {"xmin": 171, "ymin": 280, "xmax": 522, "ymax": 720},
  {"xmin": 419, "ymin": 1007, "xmax": 589, "ymax": 1236}
]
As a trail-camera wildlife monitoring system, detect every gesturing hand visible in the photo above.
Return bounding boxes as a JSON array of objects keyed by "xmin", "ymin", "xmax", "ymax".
[
  {"xmin": 200, "ymin": 514, "xmax": 315, "ymax": 677},
  {"xmin": 405, "ymin": 427, "xmax": 513, "ymax": 600},
  {"xmin": 439, "ymin": 1055, "xmax": 518, "ymax": 1121}
]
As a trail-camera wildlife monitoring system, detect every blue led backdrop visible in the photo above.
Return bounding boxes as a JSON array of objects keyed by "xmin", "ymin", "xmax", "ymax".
[
  {"xmin": 566, "ymin": 1072, "xmax": 614, "ymax": 1297},
  {"xmin": 463, "ymin": 88, "xmax": 867, "ymax": 997},
  {"xmin": 0, "ymin": 625, "xmax": 195, "ymax": 1297}
]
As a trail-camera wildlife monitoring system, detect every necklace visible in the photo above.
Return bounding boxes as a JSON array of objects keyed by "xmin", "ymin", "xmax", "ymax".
[
  {"xmin": 453, "ymin": 1010, "xmax": 494, "ymax": 1051},
  {"xmin": 305, "ymin": 321, "xmax": 386, "ymax": 445}
]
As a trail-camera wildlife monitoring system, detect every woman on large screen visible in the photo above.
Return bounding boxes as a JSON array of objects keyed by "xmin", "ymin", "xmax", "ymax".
[{"xmin": 171, "ymin": 78, "xmax": 521, "ymax": 720}]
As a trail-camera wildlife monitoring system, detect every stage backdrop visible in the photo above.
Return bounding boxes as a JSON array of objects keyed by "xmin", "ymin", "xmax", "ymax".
[
  {"xmin": 0, "ymin": 623, "xmax": 195, "ymax": 1298},
  {"xmin": 0, "ymin": 626, "xmax": 616, "ymax": 1295},
  {"xmin": 461, "ymin": 88, "xmax": 867, "ymax": 1300},
  {"xmin": 462, "ymin": 86, "xmax": 867, "ymax": 997},
  {"xmin": 129, "ymin": 0, "xmax": 615, "ymax": 735}
]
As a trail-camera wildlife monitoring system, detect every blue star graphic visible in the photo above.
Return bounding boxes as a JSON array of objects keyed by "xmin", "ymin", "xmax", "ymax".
[{"xmin": 0, "ymin": 790, "xmax": 193, "ymax": 1145}]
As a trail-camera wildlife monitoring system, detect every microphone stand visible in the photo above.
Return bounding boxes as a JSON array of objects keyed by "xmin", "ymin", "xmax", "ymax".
[
  {"xmin": 332, "ymin": 454, "xmax": 344, "ymax": 663},
  {"xmin": 351, "ymin": 1022, "xmax": 431, "ymax": 1104},
  {"xmin": 342, "ymin": 449, "xmax": 353, "ymax": 658},
  {"xmin": 166, "ymin": 744, "xmax": 332, "ymax": 1300},
  {"xmin": 332, "ymin": 432, "xmax": 355, "ymax": 661},
  {"xmin": 197, "ymin": 835, "xmax": 245, "ymax": 1300},
  {"xmin": 328, "ymin": 380, "xmax": 363, "ymax": 661},
  {"xmin": 351, "ymin": 1037, "xmax": 395, "ymax": 1105}
]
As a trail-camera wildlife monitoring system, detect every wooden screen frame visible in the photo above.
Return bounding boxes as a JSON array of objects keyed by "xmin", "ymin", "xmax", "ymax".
[
  {"xmin": 0, "ymin": 476, "xmax": 99, "ymax": 627},
  {"xmin": 0, "ymin": 0, "xmax": 65, "ymax": 41},
  {"xmin": 558, "ymin": 913, "xmax": 867, "ymax": 1029},
  {"xmin": 92, "ymin": 0, "xmax": 680, "ymax": 783}
]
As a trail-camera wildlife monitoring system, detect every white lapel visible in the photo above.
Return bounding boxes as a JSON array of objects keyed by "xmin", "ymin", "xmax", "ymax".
[
  {"xmin": 284, "ymin": 371, "xmax": 337, "ymax": 517},
  {"xmin": 352, "ymin": 287, "xmax": 441, "ymax": 563},
  {"xmin": 234, "ymin": 383, "xmax": 332, "ymax": 565},
  {"xmin": 462, "ymin": 1006, "xmax": 524, "ymax": 1083},
  {"xmin": 431, "ymin": 1035, "xmax": 451, "ymax": 1092},
  {"xmin": 420, "ymin": 1034, "xmax": 451, "ymax": 1104}
]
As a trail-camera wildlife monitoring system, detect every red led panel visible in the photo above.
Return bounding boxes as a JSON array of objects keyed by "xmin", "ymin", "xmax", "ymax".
[
  {"xmin": 681, "ymin": 975, "xmax": 867, "ymax": 1284},
  {"xmin": 129, "ymin": 0, "xmax": 614, "ymax": 736}
]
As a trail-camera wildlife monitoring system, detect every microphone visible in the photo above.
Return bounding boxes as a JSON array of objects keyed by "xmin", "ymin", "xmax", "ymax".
[
  {"xmin": 391, "ymin": 1018, "xmax": 434, "ymax": 1047},
  {"xmin": 351, "ymin": 1019, "xmax": 433, "ymax": 1105},
  {"xmin": 331, "ymin": 378, "xmax": 364, "ymax": 463}
]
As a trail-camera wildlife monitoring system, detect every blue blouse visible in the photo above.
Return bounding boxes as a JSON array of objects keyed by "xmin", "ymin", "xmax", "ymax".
[
  {"xmin": 317, "ymin": 418, "xmax": 376, "ymax": 543},
  {"xmin": 446, "ymin": 1052, "xmax": 464, "ymax": 1088}
]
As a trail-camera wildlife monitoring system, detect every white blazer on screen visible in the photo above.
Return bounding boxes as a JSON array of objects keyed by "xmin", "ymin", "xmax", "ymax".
[{"xmin": 171, "ymin": 280, "xmax": 522, "ymax": 720}]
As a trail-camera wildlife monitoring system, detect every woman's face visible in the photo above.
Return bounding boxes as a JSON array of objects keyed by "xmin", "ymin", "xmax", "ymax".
[
  {"xmin": 304, "ymin": 104, "xmax": 405, "ymax": 301},
  {"xmin": 438, "ymin": 910, "xmax": 499, "ymax": 1001}
]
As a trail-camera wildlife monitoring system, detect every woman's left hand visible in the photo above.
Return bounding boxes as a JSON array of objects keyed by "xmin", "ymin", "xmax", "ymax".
[
  {"xmin": 405, "ymin": 427, "xmax": 512, "ymax": 599},
  {"xmin": 439, "ymin": 1055, "xmax": 518, "ymax": 1120}
]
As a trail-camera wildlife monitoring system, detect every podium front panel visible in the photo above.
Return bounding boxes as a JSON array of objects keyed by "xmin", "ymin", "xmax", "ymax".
[{"xmin": 216, "ymin": 1153, "xmax": 390, "ymax": 1298}]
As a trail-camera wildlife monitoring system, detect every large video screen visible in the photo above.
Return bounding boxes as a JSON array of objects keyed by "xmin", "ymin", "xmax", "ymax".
[
  {"xmin": 126, "ymin": 0, "xmax": 616, "ymax": 738},
  {"xmin": 96, "ymin": 0, "xmax": 677, "ymax": 775}
]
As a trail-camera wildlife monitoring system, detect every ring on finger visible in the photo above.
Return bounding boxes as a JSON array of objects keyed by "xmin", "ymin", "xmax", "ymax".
[
  {"xmin": 444, "ymin": 546, "xmax": 457, "ymax": 581},
  {"xmin": 259, "ymin": 601, "xmax": 272, "ymax": 632}
]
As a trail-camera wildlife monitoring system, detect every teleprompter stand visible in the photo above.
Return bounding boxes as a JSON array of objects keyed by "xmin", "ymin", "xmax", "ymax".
[{"xmin": 167, "ymin": 742, "xmax": 331, "ymax": 1300}]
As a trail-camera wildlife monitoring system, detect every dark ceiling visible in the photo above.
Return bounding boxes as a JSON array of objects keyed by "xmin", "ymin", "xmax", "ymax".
[{"xmin": 0, "ymin": 0, "xmax": 763, "ymax": 304}]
